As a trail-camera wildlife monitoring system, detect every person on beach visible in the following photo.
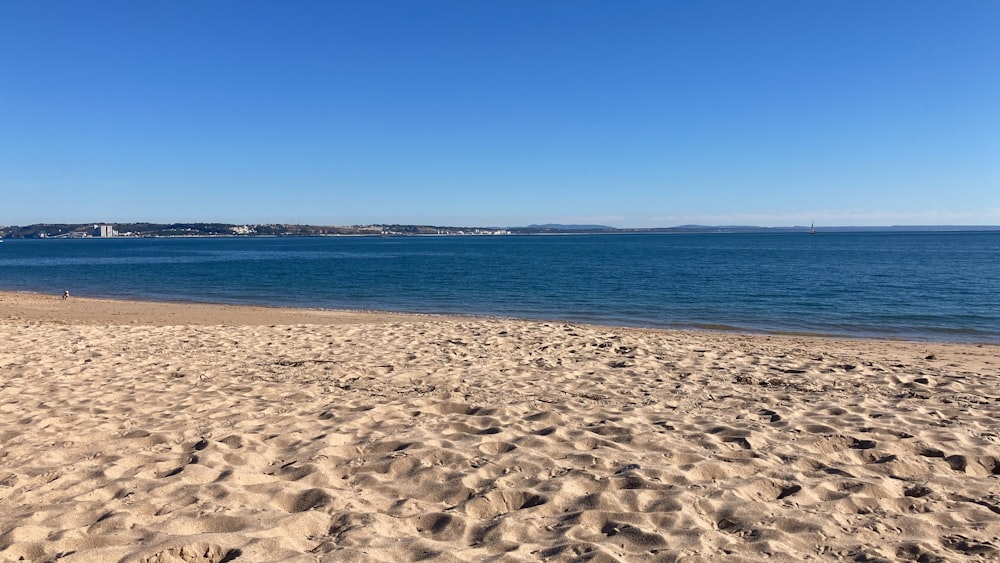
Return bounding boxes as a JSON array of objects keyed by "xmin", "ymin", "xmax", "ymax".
[{"xmin": 62, "ymin": 290, "xmax": 69, "ymax": 299}]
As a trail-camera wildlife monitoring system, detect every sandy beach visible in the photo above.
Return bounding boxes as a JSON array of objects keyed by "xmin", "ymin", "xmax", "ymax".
[{"xmin": 1, "ymin": 291, "xmax": 998, "ymax": 562}]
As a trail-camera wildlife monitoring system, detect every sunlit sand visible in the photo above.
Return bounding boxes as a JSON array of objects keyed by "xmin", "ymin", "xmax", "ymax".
[{"xmin": 1, "ymin": 292, "xmax": 998, "ymax": 561}]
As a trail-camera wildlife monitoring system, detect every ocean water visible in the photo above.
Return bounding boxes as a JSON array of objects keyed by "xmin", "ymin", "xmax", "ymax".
[{"xmin": 0, "ymin": 232, "xmax": 997, "ymax": 343}]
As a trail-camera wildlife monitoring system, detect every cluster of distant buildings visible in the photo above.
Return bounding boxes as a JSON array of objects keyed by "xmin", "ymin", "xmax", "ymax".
[{"xmin": 433, "ymin": 228, "xmax": 511, "ymax": 235}]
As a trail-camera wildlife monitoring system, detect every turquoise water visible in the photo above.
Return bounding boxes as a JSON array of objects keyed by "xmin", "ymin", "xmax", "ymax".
[{"xmin": 1, "ymin": 232, "xmax": 998, "ymax": 342}]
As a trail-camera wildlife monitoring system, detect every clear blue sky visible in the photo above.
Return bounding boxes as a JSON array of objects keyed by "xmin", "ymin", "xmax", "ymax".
[{"xmin": 2, "ymin": 1, "xmax": 997, "ymax": 227}]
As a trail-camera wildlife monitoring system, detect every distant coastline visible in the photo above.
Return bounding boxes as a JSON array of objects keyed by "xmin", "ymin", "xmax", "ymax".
[{"xmin": 1, "ymin": 222, "xmax": 998, "ymax": 239}]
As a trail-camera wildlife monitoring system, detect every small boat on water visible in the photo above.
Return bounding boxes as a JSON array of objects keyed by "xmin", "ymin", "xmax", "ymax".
[{"xmin": 809, "ymin": 221, "xmax": 817, "ymax": 235}]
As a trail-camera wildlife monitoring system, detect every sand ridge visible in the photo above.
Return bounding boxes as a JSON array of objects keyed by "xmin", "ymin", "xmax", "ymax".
[{"xmin": 1, "ymin": 293, "xmax": 999, "ymax": 561}]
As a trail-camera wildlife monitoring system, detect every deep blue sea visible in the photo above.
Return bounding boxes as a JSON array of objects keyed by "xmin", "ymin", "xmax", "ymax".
[{"xmin": 1, "ymin": 233, "xmax": 998, "ymax": 343}]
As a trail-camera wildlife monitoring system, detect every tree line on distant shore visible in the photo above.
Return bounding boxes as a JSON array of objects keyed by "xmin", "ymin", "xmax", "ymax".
[
  {"xmin": 0, "ymin": 223, "xmax": 498, "ymax": 238},
  {"xmin": 0, "ymin": 223, "xmax": 380, "ymax": 238},
  {"xmin": 1, "ymin": 222, "xmax": 611, "ymax": 238}
]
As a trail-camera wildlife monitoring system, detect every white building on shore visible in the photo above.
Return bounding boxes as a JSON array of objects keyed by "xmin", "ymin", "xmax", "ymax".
[{"xmin": 94, "ymin": 224, "xmax": 117, "ymax": 237}]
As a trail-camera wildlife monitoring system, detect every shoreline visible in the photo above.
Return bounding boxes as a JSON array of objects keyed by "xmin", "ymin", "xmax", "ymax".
[
  {"xmin": 3, "ymin": 290, "xmax": 995, "ymax": 347},
  {"xmin": 2, "ymin": 290, "xmax": 999, "ymax": 561}
]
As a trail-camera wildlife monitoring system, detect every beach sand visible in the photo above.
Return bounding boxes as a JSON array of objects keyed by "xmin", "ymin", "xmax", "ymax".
[{"xmin": 1, "ymin": 291, "xmax": 998, "ymax": 562}]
